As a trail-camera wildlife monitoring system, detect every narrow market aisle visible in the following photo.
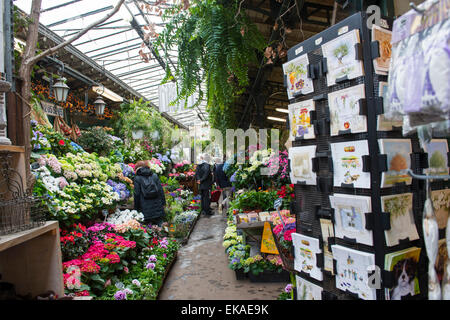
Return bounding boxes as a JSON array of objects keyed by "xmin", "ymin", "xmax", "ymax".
[{"xmin": 158, "ymin": 212, "xmax": 285, "ymax": 300}]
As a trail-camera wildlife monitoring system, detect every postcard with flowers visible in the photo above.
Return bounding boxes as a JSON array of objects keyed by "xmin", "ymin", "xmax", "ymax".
[
  {"xmin": 296, "ymin": 275, "xmax": 323, "ymax": 300},
  {"xmin": 293, "ymin": 233, "xmax": 323, "ymax": 281},
  {"xmin": 331, "ymin": 140, "xmax": 370, "ymax": 188},
  {"xmin": 289, "ymin": 145, "xmax": 317, "ymax": 185},
  {"xmin": 431, "ymin": 189, "xmax": 450, "ymax": 229},
  {"xmin": 378, "ymin": 81, "xmax": 403, "ymax": 131},
  {"xmin": 283, "ymin": 53, "xmax": 314, "ymax": 99},
  {"xmin": 384, "ymin": 247, "xmax": 421, "ymax": 300},
  {"xmin": 329, "ymin": 194, "xmax": 373, "ymax": 246},
  {"xmin": 288, "ymin": 99, "xmax": 315, "ymax": 141},
  {"xmin": 423, "ymin": 139, "xmax": 449, "ymax": 177},
  {"xmin": 372, "ymin": 25, "xmax": 392, "ymax": 75},
  {"xmin": 321, "ymin": 29, "xmax": 364, "ymax": 87},
  {"xmin": 379, "ymin": 139, "xmax": 412, "ymax": 187},
  {"xmin": 328, "ymin": 84, "xmax": 366, "ymax": 136},
  {"xmin": 332, "ymin": 244, "xmax": 376, "ymax": 300},
  {"xmin": 319, "ymin": 218, "xmax": 335, "ymax": 274},
  {"xmin": 381, "ymin": 193, "xmax": 419, "ymax": 246}
]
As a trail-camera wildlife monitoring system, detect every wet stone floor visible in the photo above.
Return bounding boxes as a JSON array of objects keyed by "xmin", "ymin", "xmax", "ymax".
[{"xmin": 158, "ymin": 210, "xmax": 285, "ymax": 300}]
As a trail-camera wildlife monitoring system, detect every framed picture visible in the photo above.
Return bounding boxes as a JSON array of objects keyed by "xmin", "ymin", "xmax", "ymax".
[
  {"xmin": 372, "ymin": 25, "xmax": 392, "ymax": 74},
  {"xmin": 319, "ymin": 218, "xmax": 335, "ymax": 274},
  {"xmin": 384, "ymin": 247, "xmax": 421, "ymax": 300},
  {"xmin": 292, "ymin": 233, "xmax": 323, "ymax": 281},
  {"xmin": 431, "ymin": 189, "xmax": 450, "ymax": 229},
  {"xmin": 330, "ymin": 140, "xmax": 371, "ymax": 188},
  {"xmin": 378, "ymin": 139, "xmax": 412, "ymax": 187},
  {"xmin": 289, "ymin": 145, "xmax": 317, "ymax": 185},
  {"xmin": 321, "ymin": 29, "xmax": 364, "ymax": 87},
  {"xmin": 423, "ymin": 139, "xmax": 449, "ymax": 177},
  {"xmin": 381, "ymin": 193, "xmax": 419, "ymax": 246},
  {"xmin": 331, "ymin": 244, "xmax": 376, "ymax": 300},
  {"xmin": 328, "ymin": 84, "xmax": 367, "ymax": 136},
  {"xmin": 329, "ymin": 194, "xmax": 373, "ymax": 246},
  {"xmin": 288, "ymin": 99, "xmax": 316, "ymax": 141},
  {"xmin": 296, "ymin": 275, "xmax": 323, "ymax": 300},
  {"xmin": 282, "ymin": 53, "xmax": 314, "ymax": 99},
  {"xmin": 378, "ymin": 81, "xmax": 403, "ymax": 131}
]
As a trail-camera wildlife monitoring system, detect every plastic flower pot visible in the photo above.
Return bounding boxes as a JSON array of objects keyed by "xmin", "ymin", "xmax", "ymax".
[{"xmin": 235, "ymin": 269, "xmax": 248, "ymax": 280}]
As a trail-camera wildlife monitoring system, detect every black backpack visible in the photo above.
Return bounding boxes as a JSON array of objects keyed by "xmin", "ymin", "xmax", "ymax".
[{"xmin": 140, "ymin": 175, "xmax": 159, "ymax": 199}]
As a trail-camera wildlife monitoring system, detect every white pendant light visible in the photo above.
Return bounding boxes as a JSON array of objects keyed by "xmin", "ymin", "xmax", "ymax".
[
  {"xmin": 52, "ymin": 77, "xmax": 70, "ymax": 103},
  {"xmin": 94, "ymin": 96, "xmax": 106, "ymax": 116}
]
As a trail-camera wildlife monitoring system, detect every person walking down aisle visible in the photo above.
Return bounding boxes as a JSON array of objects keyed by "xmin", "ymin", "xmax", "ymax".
[
  {"xmin": 214, "ymin": 156, "xmax": 232, "ymax": 200},
  {"xmin": 133, "ymin": 160, "xmax": 166, "ymax": 226},
  {"xmin": 195, "ymin": 154, "xmax": 213, "ymax": 216}
]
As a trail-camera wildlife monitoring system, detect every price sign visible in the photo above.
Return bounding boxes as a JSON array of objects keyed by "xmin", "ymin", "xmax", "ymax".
[
  {"xmin": 273, "ymin": 198, "xmax": 283, "ymax": 210},
  {"xmin": 41, "ymin": 101, "xmax": 64, "ymax": 117}
]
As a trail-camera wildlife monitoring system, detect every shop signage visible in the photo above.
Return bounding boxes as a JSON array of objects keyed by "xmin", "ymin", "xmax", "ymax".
[{"xmin": 41, "ymin": 101, "xmax": 64, "ymax": 117}]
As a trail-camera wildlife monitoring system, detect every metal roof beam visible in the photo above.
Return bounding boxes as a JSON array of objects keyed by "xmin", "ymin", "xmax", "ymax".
[
  {"xmin": 75, "ymin": 28, "xmax": 133, "ymax": 46},
  {"xmin": 90, "ymin": 43, "xmax": 142, "ymax": 59},
  {"xmin": 84, "ymin": 37, "xmax": 141, "ymax": 54},
  {"xmin": 48, "ymin": 6, "xmax": 114, "ymax": 27},
  {"xmin": 41, "ymin": 0, "xmax": 82, "ymax": 13},
  {"xmin": 118, "ymin": 65, "xmax": 163, "ymax": 78}
]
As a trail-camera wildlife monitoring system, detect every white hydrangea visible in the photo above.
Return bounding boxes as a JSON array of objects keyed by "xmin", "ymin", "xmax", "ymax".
[{"xmin": 106, "ymin": 209, "xmax": 145, "ymax": 225}]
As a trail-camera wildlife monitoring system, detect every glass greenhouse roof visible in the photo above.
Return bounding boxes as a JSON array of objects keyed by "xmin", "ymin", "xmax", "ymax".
[{"xmin": 15, "ymin": 0, "xmax": 208, "ymax": 128}]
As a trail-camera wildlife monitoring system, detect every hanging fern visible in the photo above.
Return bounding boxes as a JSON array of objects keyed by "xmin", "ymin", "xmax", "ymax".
[{"xmin": 154, "ymin": 0, "xmax": 266, "ymax": 130}]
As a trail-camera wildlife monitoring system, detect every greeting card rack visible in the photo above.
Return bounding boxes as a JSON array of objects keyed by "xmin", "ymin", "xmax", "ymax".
[{"xmin": 286, "ymin": 11, "xmax": 450, "ymax": 300}]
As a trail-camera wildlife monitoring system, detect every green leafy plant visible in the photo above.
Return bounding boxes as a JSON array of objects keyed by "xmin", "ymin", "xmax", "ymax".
[{"xmin": 77, "ymin": 127, "xmax": 116, "ymax": 156}]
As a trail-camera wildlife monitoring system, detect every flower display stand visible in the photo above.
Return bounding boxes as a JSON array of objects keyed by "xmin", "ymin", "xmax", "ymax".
[
  {"xmin": 248, "ymin": 269, "xmax": 290, "ymax": 283},
  {"xmin": 0, "ymin": 221, "xmax": 64, "ymax": 298}
]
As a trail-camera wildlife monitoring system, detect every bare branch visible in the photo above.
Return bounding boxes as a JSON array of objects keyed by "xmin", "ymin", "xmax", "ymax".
[{"xmin": 29, "ymin": 0, "xmax": 126, "ymax": 66}]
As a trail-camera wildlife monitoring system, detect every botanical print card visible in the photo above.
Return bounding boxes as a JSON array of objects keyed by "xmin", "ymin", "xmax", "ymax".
[
  {"xmin": 329, "ymin": 194, "xmax": 373, "ymax": 246},
  {"xmin": 288, "ymin": 100, "xmax": 316, "ymax": 141},
  {"xmin": 379, "ymin": 139, "xmax": 412, "ymax": 187},
  {"xmin": 328, "ymin": 84, "xmax": 367, "ymax": 136},
  {"xmin": 331, "ymin": 244, "xmax": 376, "ymax": 300},
  {"xmin": 321, "ymin": 29, "xmax": 364, "ymax": 87},
  {"xmin": 289, "ymin": 146, "xmax": 317, "ymax": 185},
  {"xmin": 319, "ymin": 218, "xmax": 335, "ymax": 274},
  {"xmin": 283, "ymin": 53, "xmax": 314, "ymax": 99},
  {"xmin": 292, "ymin": 233, "xmax": 323, "ymax": 281},
  {"xmin": 384, "ymin": 247, "xmax": 421, "ymax": 300},
  {"xmin": 296, "ymin": 275, "xmax": 323, "ymax": 300},
  {"xmin": 378, "ymin": 81, "xmax": 403, "ymax": 131},
  {"xmin": 436, "ymin": 239, "xmax": 448, "ymax": 283},
  {"xmin": 331, "ymin": 140, "xmax": 370, "ymax": 188},
  {"xmin": 372, "ymin": 25, "xmax": 392, "ymax": 74},
  {"xmin": 381, "ymin": 193, "xmax": 419, "ymax": 246},
  {"xmin": 431, "ymin": 189, "xmax": 450, "ymax": 229},
  {"xmin": 423, "ymin": 139, "xmax": 449, "ymax": 177}
]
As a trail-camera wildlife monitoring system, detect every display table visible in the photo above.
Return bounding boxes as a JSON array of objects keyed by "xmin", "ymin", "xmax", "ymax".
[{"xmin": 0, "ymin": 221, "xmax": 64, "ymax": 298}]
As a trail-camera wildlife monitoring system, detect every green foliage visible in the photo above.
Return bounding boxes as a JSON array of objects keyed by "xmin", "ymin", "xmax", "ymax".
[
  {"xmin": 155, "ymin": 0, "xmax": 265, "ymax": 131},
  {"xmin": 230, "ymin": 190, "xmax": 278, "ymax": 212},
  {"xmin": 430, "ymin": 151, "xmax": 446, "ymax": 169},
  {"xmin": 77, "ymin": 127, "xmax": 116, "ymax": 156}
]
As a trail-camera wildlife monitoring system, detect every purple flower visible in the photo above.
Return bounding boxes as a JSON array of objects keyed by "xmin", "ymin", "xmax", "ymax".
[
  {"xmin": 123, "ymin": 288, "xmax": 133, "ymax": 295},
  {"xmin": 163, "ymin": 253, "xmax": 167, "ymax": 258},
  {"xmin": 114, "ymin": 290, "xmax": 127, "ymax": 300},
  {"xmin": 148, "ymin": 255, "xmax": 157, "ymax": 263},
  {"xmin": 146, "ymin": 263, "xmax": 155, "ymax": 270},
  {"xmin": 284, "ymin": 284, "xmax": 293, "ymax": 293},
  {"xmin": 132, "ymin": 279, "xmax": 141, "ymax": 287}
]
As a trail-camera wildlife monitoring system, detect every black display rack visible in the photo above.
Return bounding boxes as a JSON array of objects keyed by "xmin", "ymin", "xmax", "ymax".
[{"xmin": 285, "ymin": 11, "xmax": 450, "ymax": 300}]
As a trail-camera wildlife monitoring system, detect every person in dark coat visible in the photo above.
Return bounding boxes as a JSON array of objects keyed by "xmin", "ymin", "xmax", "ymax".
[
  {"xmin": 133, "ymin": 160, "xmax": 166, "ymax": 226},
  {"xmin": 195, "ymin": 154, "xmax": 213, "ymax": 216}
]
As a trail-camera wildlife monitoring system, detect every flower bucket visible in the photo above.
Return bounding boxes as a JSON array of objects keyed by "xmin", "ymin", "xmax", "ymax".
[
  {"xmin": 131, "ymin": 130, "xmax": 144, "ymax": 139},
  {"xmin": 235, "ymin": 269, "xmax": 248, "ymax": 280}
]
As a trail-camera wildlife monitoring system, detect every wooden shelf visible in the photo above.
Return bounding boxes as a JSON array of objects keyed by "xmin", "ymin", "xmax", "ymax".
[
  {"xmin": 0, "ymin": 221, "xmax": 59, "ymax": 252},
  {"xmin": 0, "ymin": 145, "xmax": 25, "ymax": 153}
]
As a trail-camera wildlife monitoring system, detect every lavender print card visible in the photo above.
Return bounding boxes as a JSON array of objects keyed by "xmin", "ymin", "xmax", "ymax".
[{"xmin": 288, "ymin": 100, "xmax": 316, "ymax": 141}]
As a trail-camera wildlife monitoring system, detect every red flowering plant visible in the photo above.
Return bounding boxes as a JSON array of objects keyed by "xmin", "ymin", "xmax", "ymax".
[
  {"xmin": 272, "ymin": 213, "xmax": 296, "ymax": 269},
  {"xmin": 276, "ymin": 184, "xmax": 295, "ymax": 210},
  {"xmin": 266, "ymin": 150, "xmax": 290, "ymax": 189},
  {"xmin": 60, "ymin": 223, "xmax": 90, "ymax": 261}
]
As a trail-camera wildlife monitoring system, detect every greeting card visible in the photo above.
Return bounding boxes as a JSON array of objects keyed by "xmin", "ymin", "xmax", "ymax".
[
  {"xmin": 381, "ymin": 193, "xmax": 419, "ymax": 246},
  {"xmin": 292, "ymin": 233, "xmax": 323, "ymax": 281},
  {"xmin": 319, "ymin": 218, "xmax": 335, "ymax": 274},
  {"xmin": 331, "ymin": 140, "xmax": 370, "ymax": 188},
  {"xmin": 321, "ymin": 29, "xmax": 364, "ymax": 86},
  {"xmin": 431, "ymin": 189, "xmax": 450, "ymax": 229},
  {"xmin": 328, "ymin": 84, "xmax": 366, "ymax": 136},
  {"xmin": 329, "ymin": 194, "xmax": 373, "ymax": 246},
  {"xmin": 289, "ymin": 146, "xmax": 317, "ymax": 185},
  {"xmin": 372, "ymin": 25, "xmax": 392, "ymax": 74},
  {"xmin": 423, "ymin": 139, "xmax": 449, "ymax": 177},
  {"xmin": 288, "ymin": 100, "xmax": 316, "ymax": 141},
  {"xmin": 436, "ymin": 239, "xmax": 448, "ymax": 283},
  {"xmin": 379, "ymin": 139, "xmax": 412, "ymax": 187},
  {"xmin": 283, "ymin": 53, "xmax": 314, "ymax": 99},
  {"xmin": 384, "ymin": 247, "xmax": 421, "ymax": 300},
  {"xmin": 296, "ymin": 275, "xmax": 323, "ymax": 300},
  {"xmin": 331, "ymin": 244, "xmax": 376, "ymax": 300},
  {"xmin": 378, "ymin": 81, "xmax": 403, "ymax": 131}
]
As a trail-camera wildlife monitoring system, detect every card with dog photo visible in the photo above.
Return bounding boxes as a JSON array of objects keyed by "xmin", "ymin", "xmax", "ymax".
[
  {"xmin": 431, "ymin": 189, "xmax": 450, "ymax": 229},
  {"xmin": 292, "ymin": 233, "xmax": 323, "ymax": 281},
  {"xmin": 289, "ymin": 145, "xmax": 317, "ymax": 185},
  {"xmin": 381, "ymin": 193, "xmax": 419, "ymax": 246},
  {"xmin": 331, "ymin": 244, "xmax": 376, "ymax": 300},
  {"xmin": 384, "ymin": 247, "xmax": 421, "ymax": 300},
  {"xmin": 329, "ymin": 194, "xmax": 373, "ymax": 246},
  {"xmin": 296, "ymin": 275, "xmax": 323, "ymax": 300}
]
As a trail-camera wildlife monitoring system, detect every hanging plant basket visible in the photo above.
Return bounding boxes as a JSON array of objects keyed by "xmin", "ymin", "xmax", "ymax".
[{"xmin": 270, "ymin": 223, "xmax": 295, "ymax": 273}]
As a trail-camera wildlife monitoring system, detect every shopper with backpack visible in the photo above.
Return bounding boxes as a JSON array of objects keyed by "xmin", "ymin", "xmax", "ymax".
[
  {"xmin": 195, "ymin": 153, "xmax": 214, "ymax": 216},
  {"xmin": 133, "ymin": 160, "xmax": 166, "ymax": 226}
]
